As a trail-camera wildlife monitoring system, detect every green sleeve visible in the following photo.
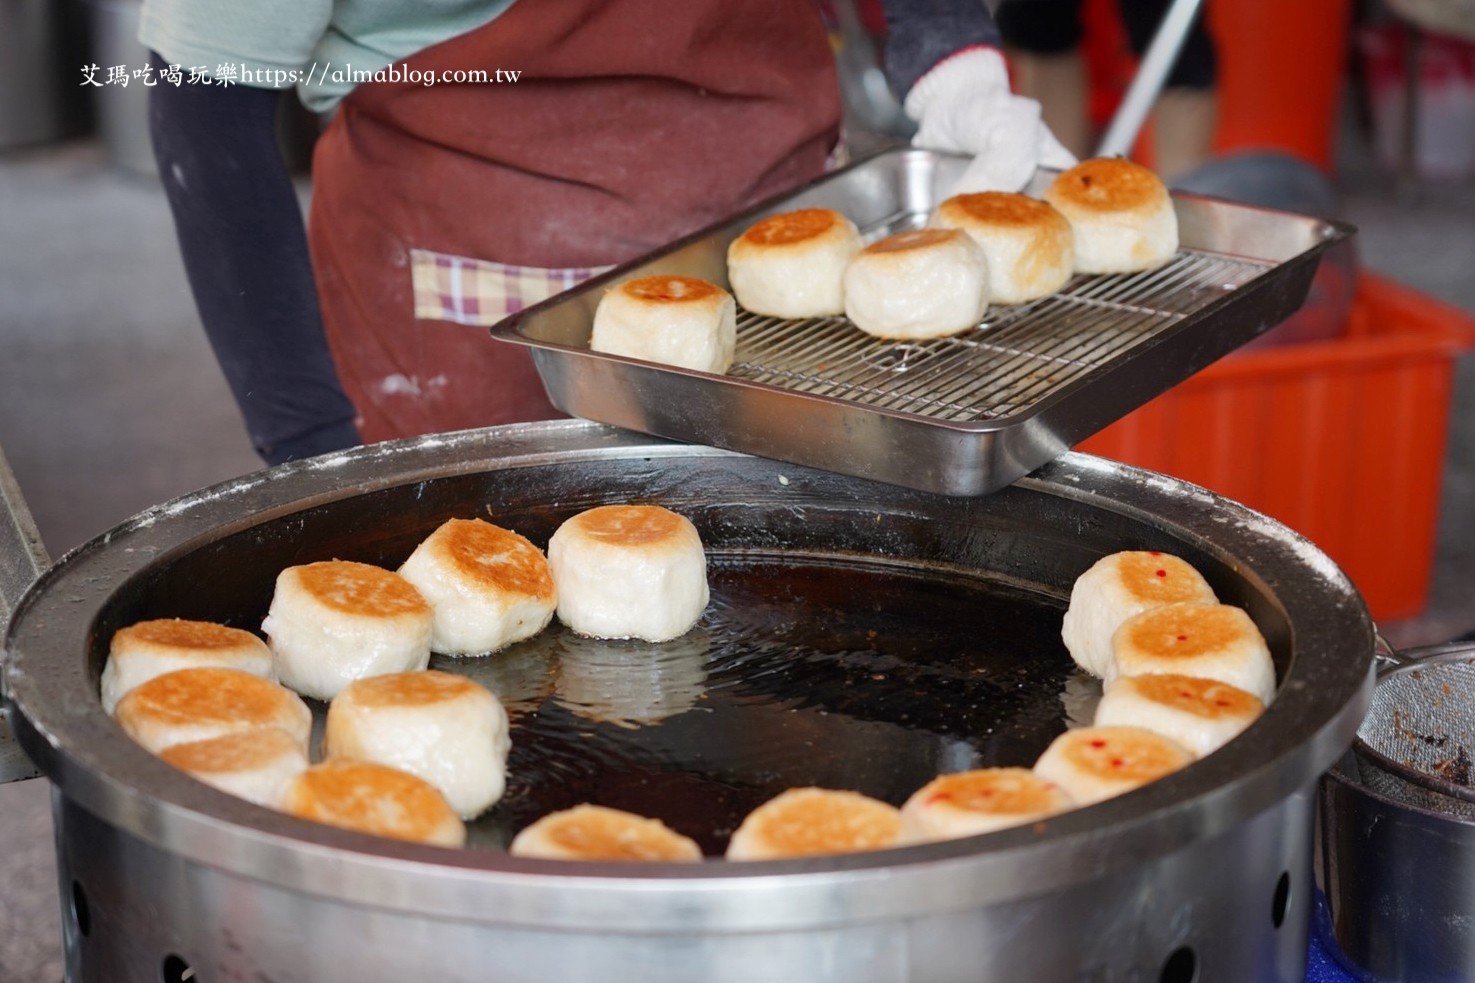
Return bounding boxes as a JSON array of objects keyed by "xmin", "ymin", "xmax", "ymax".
[{"xmin": 139, "ymin": 0, "xmax": 332, "ymax": 88}]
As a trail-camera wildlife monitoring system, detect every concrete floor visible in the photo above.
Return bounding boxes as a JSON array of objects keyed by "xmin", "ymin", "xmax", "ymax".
[{"xmin": 1, "ymin": 112, "xmax": 1474, "ymax": 979}]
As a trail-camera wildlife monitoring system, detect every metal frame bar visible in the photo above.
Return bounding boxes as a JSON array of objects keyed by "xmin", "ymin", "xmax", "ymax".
[{"xmin": 0, "ymin": 443, "xmax": 47, "ymax": 782}]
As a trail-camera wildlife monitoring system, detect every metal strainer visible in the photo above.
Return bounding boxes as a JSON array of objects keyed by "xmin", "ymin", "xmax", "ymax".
[{"xmin": 1353, "ymin": 640, "xmax": 1475, "ymax": 818}]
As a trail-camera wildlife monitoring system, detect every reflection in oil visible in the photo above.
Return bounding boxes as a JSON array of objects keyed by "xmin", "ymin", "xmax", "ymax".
[{"xmin": 554, "ymin": 628, "xmax": 712, "ymax": 729}]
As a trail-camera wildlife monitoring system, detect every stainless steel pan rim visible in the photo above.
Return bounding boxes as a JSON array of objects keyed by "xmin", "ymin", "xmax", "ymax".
[{"xmin": 3, "ymin": 420, "xmax": 1373, "ymax": 933}]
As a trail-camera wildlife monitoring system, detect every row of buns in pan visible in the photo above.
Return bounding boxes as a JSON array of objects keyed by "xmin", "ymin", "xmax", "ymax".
[
  {"xmin": 711, "ymin": 550, "xmax": 1274, "ymax": 861},
  {"xmin": 102, "ymin": 502, "xmax": 714, "ymax": 846},
  {"xmin": 101, "ymin": 500, "xmax": 712, "ymax": 710},
  {"xmin": 587, "ymin": 157, "xmax": 1180, "ymax": 371},
  {"xmin": 1048, "ymin": 550, "xmax": 1274, "ymax": 798},
  {"xmin": 110, "ymin": 657, "xmax": 507, "ymax": 848}
]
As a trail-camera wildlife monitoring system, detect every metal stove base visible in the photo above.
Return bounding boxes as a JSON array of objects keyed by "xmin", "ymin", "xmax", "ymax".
[{"xmin": 55, "ymin": 785, "xmax": 1315, "ymax": 983}]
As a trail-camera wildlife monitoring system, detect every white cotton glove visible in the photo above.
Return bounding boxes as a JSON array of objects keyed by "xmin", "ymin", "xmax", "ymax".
[{"xmin": 905, "ymin": 47, "xmax": 1078, "ymax": 195}]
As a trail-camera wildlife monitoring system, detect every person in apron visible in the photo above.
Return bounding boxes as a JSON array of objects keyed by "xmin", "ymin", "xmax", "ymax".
[{"xmin": 144, "ymin": 0, "xmax": 1070, "ymax": 460}]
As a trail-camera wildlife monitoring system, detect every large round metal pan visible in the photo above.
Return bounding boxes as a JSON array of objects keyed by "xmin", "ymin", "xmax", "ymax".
[{"xmin": 2, "ymin": 421, "xmax": 1373, "ymax": 982}]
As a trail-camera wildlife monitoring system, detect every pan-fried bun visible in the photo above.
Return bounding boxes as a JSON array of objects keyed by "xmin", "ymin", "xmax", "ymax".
[
  {"xmin": 1033, "ymin": 725, "xmax": 1194, "ymax": 806},
  {"xmin": 101, "ymin": 618, "xmax": 274, "ymax": 715},
  {"xmin": 283, "ymin": 758, "xmax": 466, "ymax": 847},
  {"xmin": 547, "ymin": 505, "xmax": 709, "ymax": 642},
  {"xmin": 261, "ymin": 560, "xmax": 433, "ymax": 701},
  {"xmin": 931, "ymin": 192, "xmax": 1073, "ymax": 304},
  {"xmin": 1094, "ymin": 673, "xmax": 1265, "ymax": 757},
  {"xmin": 727, "ymin": 207, "xmax": 862, "ymax": 318},
  {"xmin": 325, "ymin": 670, "xmax": 511, "ymax": 819},
  {"xmin": 159, "ymin": 727, "xmax": 309, "ymax": 808},
  {"xmin": 1044, "ymin": 158, "xmax": 1178, "ymax": 274},
  {"xmin": 591, "ymin": 275, "xmax": 736, "ymax": 374},
  {"xmin": 397, "ymin": 518, "xmax": 556, "ymax": 657},
  {"xmin": 114, "ymin": 667, "xmax": 313, "ymax": 754},
  {"xmin": 900, "ymin": 768, "xmax": 1073, "ymax": 844},
  {"xmin": 1110, "ymin": 601, "xmax": 1276, "ymax": 704},
  {"xmin": 842, "ymin": 228, "xmax": 990, "ymax": 340},
  {"xmin": 1061, "ymin": 551, "xmax": 1217, "ymax": 679},
  {"xmin": 726, "ymin": 787, "xmax": 902, "ymax": 860},
  {"xmin": 509, "ymin": 804, "xmax": 702, "ymax": 861}
]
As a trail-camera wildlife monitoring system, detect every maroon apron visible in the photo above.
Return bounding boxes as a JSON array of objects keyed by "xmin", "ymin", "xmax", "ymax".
[{"xmin": 308, "ymin": 0, "xmax": 841, "ymax": 443}]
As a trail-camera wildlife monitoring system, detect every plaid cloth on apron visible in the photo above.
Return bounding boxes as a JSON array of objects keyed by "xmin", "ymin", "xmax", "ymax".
[{"xmin": 409, "ymin": 250, "xmax": 613, "ymax": 327}]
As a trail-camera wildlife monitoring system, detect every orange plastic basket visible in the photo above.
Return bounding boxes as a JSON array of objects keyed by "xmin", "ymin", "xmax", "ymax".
[{"xmin": 1079, "ymin": 273, "xmax": 1475, "ymax": 621}]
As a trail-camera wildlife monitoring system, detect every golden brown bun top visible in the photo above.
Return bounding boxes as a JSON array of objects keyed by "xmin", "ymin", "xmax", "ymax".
[
  {"xmin": 862, "ymin": 228, "xmax": 962, "ymax": 256},
  {"xmin": 160, "ymin": 726, "xmax": 302, "ymax": 773},
  {"xmin": 1114, "ymin": 551, "xmax": 1214, "ymax": 606},
  {"xmin": 738, "ymin": 788, "xmax": 901, "ymax": 858},
  {"xmin": 336, "ymin": 668, "xmax": 484, "ymax": 710},
  {"xmin": 913, "ymin": 768, "xmax": 1067, "ymax": 815},
  {"xmin": 1118, "ymin": 602, "xmax": 1255, "ymax": 660},
  {"xmin": 291, "ymin": 560, "xmax": 429, "ymax": 618},
  {"xmin": 429, "ymin": 518, "xmax": 554, "ymax": 600},
  {"xmin": 115, "ymin": 667, "xmax": 299, "ymax": 730},
  {"xmin": 1047, "ymin": 158, "xmax": 1168, "ymax": 212},
  {"xmin": 1123, "ymin": 673, "xmax": 1264, "ymax": 720},
  {"xmin": 936, "ymin": 192, "xmax": 1069, "ymax": 231},
  {"xmin": 565, "ymin": 504, "xmax": 691, "ymax": 546},
  {"xmin": 617, "ymin": 276, "xmax": 723, "ymax": 305},
  {"xmin": 738, "ymin": 208, "xmax": 847, "ymax": 248},
  {"xmin": 113, "ymin": 618, "xmax": 263, "ymax": 652},
  {"xmin": 529, "ymin": 805, "xmax": 701, "ymax": 861},
  {"xmin": 284, "ymin": 759, "xmax": 464, "ymax": 846},
  {"xmin": 1058, "ymin": 726, "xmax": 1194, "ymax": 782}
]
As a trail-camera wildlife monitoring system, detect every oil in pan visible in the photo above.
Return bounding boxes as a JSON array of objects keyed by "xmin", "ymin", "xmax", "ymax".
[{"xmin": 449, "ymin": 552, "xmax": 1079, "ymax": 856}]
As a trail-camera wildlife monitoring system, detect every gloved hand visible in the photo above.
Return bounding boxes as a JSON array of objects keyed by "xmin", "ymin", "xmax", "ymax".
[{"xmin": 905, "ymin": 46, "xmax": 1077, "ymax": 194}]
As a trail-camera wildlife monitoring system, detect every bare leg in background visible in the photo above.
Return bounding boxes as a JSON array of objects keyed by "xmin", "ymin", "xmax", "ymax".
[{"xmin": 1152, "ymin": 86, "xmax": 1218, "ymax": 181}]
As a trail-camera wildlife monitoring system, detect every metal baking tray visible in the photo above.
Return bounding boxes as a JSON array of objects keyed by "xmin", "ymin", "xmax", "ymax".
[{"xmin": 493, "ymin": 148, "xmax": 1354, "ymax": 496}]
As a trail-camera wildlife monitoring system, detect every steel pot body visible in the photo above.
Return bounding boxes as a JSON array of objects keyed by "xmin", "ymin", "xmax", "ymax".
[
  {"xmin": 53, "ymin": 783, "xmax": 1316, "ymax": 982},
  {"xmin": 1318, "ymin": 640, "xmax": 1475, "ymax": 983},
  {"xmin": 1322, "ymin": 691, "xmax": 1475, "ymax": 981}
]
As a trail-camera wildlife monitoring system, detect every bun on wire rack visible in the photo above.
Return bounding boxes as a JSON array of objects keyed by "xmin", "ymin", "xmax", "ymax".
[
  {"xmin": 590, "ymin": 275, "xmax": 736, "ymax": 374},
  {"xmin": 1044, "ymin": 157, "xmax": 1178, "ymax": 274},
  {"xmin": 931, "ymin": 191, "xmax": 1074, "ymax": 304},
  {"xmin": 726, "ymin": 207, "xmax": 862, "ymax": 318},
  {"xmin": 842, "ymin": 228, "xmax": 990, "ymax": 340}
]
